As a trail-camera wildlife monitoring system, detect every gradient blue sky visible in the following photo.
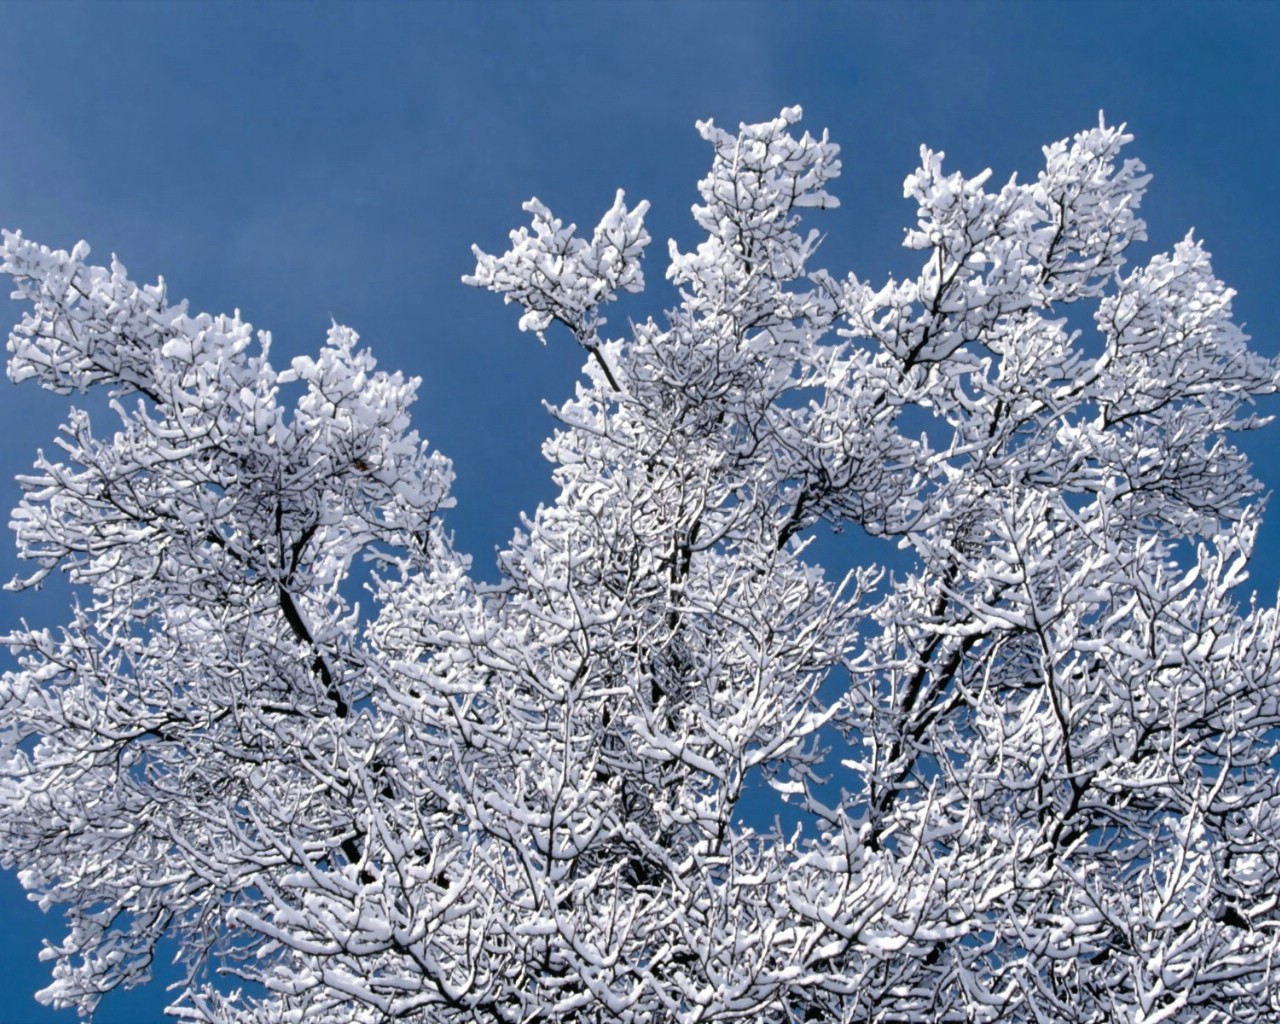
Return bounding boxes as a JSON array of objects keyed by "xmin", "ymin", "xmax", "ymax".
[{"xmin": 1, "ymin": 2, "xmax": 1277, "ymax": 1020}]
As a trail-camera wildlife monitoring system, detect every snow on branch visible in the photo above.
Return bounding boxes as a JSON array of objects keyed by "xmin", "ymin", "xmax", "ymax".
[{"xmin": 3, "ymin": 108, "xmax": 1280, "ymax": 1024}]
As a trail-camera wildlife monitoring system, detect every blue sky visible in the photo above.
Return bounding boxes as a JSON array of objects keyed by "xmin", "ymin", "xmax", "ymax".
[{"xmin": 0, "ymin": 1, "xmax": 1277, "ymax": 1020}]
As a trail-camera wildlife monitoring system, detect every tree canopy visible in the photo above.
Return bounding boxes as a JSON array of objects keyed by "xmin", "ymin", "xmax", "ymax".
[{"xmin": 3, "ymin": 108, "xmax": 1280, "ymax": 1023}]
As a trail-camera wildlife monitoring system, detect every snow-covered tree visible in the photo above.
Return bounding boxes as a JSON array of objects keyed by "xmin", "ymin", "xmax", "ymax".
[{"xmin": 4, "ymin": 107, "xmax": 1280, "ymax": 1023}]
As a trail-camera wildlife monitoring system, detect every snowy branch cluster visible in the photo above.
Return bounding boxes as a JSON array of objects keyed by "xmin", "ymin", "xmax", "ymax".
[{"xmin": 3, "ymin": 107, "xmax": 1280, "ymax": 1023}]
